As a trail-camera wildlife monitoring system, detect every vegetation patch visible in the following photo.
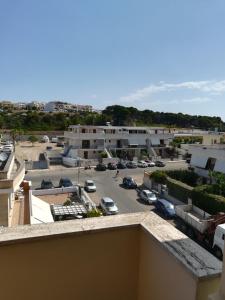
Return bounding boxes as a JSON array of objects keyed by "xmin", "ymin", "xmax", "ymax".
[
  {"xmin": 166, "ymin": 177, "xmax": 193, "ymax": 203},
  {"xmin": 192, "ymin": 185, "xmax": 225, "ymax": 214}
]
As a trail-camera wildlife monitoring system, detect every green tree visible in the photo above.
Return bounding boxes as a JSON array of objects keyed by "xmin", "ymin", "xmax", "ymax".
[{"xmin": 28, "ymin": 135, "xmax": 38, "ymax": 146}]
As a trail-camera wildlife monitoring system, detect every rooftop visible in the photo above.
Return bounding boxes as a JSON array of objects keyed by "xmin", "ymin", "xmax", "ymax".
[
  {"xmin": 0, "ymin": 212, "xmax": 221, "ymax": 279},
  {"xmin": 0, "ymin": 212, "xmax": 222, "ymax": 300}
]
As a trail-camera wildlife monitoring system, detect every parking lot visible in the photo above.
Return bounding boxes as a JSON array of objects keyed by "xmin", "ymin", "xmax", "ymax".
[{"xmin": 26, "ymin": 160, "xmax": 187, "ymax": 215}]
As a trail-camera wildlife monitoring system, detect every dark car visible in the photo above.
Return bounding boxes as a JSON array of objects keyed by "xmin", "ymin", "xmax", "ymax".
[
  {"xmin": 96, "ymin": 163, "xmax": 107, "ymax": 171},
  {"xmin": 59, "ymin": 178, "xmax": 73, "ymax": 187},
  {"xmin": 122, "ymin": 176, "xmax": 137, "ymax": 189},
  {"xmin": 117, "ymin": 161, "xmax": 127, "ymax": 169},
  {"xmin": 126, "ymin": 161, "xmax": 138, "ymax": 169},
  {"xmin": 41, "ymin": 179, "xmax": 54, "ymax": 189},
  {"xmin": 108, "ymin": 162, "xmax": 117, "ymax": 170},
  {"xmin": 155, "ymin": 160, "xmax": 166, "ymax": 167},
  {"xmin": 155, "ymin": 199, "xmax": 175, "ymax": 219},
  {"xmin": 57, "ymin": 141, "xmax": 64, "ymax": 147}
]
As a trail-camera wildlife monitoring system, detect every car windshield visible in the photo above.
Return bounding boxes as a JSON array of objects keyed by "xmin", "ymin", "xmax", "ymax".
[
  {"xmin": 105, "ymin": 201, "xmax": 114, "ymax": 207},
  {"xmin": 147, "ymin": 192, "xmax": 155, "ymax": 198},
  {"xmin": 64, "ymin": 180, "xmax": 71, "ymax": 184},
  {"xmin": 87, "ymin": 182, "xmax": 94, "ymax": 186},
  {"xmin": 165, "ymin": 203, "xmax": 174, "ymax": 209}
]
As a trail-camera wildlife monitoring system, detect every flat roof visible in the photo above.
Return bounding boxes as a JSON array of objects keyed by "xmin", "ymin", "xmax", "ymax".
[
  {"xmin": 0, "ymin": 212, "xmax": 221, "ymax": 279},
  {"xmin": 68, "ymin": 125, "xmax": 170, "ymax": 130}
]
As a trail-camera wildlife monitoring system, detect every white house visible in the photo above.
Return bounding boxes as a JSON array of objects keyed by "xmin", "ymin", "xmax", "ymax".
[
  {"xmin": 189, "ymin": 144, "xmax": 225, "ymax": 177},
  {"xmin": 64, "ymin": 125, "xmax": 174, "ymax": 160}
]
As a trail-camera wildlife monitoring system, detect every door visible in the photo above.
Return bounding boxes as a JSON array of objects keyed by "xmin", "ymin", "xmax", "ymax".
[{"xmin": 84, "ymin": 151, "xmax": 88, "ymax": 159}]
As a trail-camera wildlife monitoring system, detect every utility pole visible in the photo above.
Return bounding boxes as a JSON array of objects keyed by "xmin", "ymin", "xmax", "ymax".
[{"xmin": 78, "ymin": 158, "xmax": 80, "ymax": 185}]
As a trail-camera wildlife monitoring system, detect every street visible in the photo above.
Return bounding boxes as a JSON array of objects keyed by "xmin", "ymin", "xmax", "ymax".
[{"xmin": 25, "ymin": 161, "xmax": 187, "ymax": 214}]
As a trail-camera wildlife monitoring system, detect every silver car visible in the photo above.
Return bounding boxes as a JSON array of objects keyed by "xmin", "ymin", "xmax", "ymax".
[
  {"xmin": 84, "ymin": 180, "xmax": 96, "ymax": 192},
  {"xmin": 100, "ymin": 197, "xmax": 119, "ymax": 215},
  {"xmin": 139, "ymin": 189, "xmax": 157, "ymax": 204}
]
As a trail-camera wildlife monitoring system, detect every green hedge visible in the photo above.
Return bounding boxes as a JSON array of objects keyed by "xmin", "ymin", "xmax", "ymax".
[
  {"xmin": 192, "ymin": 185, "xmax": 225, "ymax": 214},
  {"xmin": 166, "ymin": 170, "xmax": 199, "ymax": 187},
  {"xmin": 166, "ymin": 177, "xmax": 193, "ymax": 203},
  {"xmin": 150, "ymin": 171, "xmax": 167, "ymax": 184}
]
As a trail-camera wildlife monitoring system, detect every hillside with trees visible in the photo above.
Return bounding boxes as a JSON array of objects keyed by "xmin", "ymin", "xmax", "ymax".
[{"xmin": 0, "ymin": 105, "xmax": 224, "ymax": 131}]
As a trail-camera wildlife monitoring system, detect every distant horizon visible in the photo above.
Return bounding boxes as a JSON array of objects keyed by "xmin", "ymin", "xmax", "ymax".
[{"xmin": 0, "ymin": 99, "xmax": 224, "ymax": 122}]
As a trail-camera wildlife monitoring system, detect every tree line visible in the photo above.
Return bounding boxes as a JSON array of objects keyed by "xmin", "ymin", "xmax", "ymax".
[{"xmin": 0, "ymin": 105, "xmax": 224, "ymax": 131}]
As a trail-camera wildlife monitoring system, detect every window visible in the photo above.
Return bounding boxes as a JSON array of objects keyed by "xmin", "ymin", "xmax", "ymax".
[
  {"xmin": 109, "ymin": 140, "xmax": 111, "ymax": 143},
  {"xmin": 205, "ymin": 157, "xmax": 216, "ymax": 171},
  {"xmin": 93, "ymin": 129, "xmax": 96, "ymax": 133},
  {"xmin": 222, "ymin": 234, "xmax": 225, "ymax": 240}
]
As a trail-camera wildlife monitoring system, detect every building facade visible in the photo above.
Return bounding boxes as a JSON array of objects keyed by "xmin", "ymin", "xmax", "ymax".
[
  {"xmin": 44, "ymin": 101, "xmax": 93, "ymax": 113},
  {"xmin": 64, "ymin": 125, "xmax": 174, "ymax": 159},
  {"xmin": 189, "ymin": 144, "xmax": 225, "ymax": 177},
  {"xmin": 0, "ymin": 153, "xmax": 25, "ymax": 226}
]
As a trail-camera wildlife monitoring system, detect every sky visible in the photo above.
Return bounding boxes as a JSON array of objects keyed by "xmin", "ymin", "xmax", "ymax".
[{"xmin": 1, "ymin": 0, "xmax": 225, "ymax": 119}]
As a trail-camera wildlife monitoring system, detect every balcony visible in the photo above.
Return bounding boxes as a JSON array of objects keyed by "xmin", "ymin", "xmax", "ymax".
[{"xmin": 0, "ymin": 212, "xmax": 221, "ymax": 300}]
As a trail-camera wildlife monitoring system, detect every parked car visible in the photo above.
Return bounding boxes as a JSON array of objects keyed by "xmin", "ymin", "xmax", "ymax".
[
  {"xmin": 122, "ymin": 176, "xmax": 137, "ymax": 189},
  {"xmin": 57, "ymin": 141, "xmax": 64, "ymax": 147},
  {"xmin": 46, "ymin": 146, "xmax": 53, "ymax": 150},
  {"xmin": 155, "ymin": 160, "xmax": 166, "ymax": 167},
  {"xmin": 145, "ymin": 160, "xmax": 155, "ymax": 167},
  {"xmin": 126, "ymin": 161, "xmax": 137, "ymax": 169},
  {"xmin": 108, "ymin": 162, "xmax": 117, "ymax": 170},
  {"xmin": 155, "ymin": 199, "xmax": 175, "ymax": 218},
  {"xmin": 100, "ymin": 197, "xmax": 119, "ymax": 215},
  {"xmin": 59, "ymin": 177, "xmax": 73, "ymax": 187},
  {"xmin": 41, "ymin": 179, "xmax": 54, "ymax": 189},
  {"xmin": 117, "ymin": 161, "xmax": 127, "ymax": 169},
  {"xmin": 137, "ymin": 160, "xmax": 148, "ymax": 168},
  {"xmin": 96, "ymin": 163, "xmax": 107, "ymax": 171},
  {"xmin": 2, "ymin": 145, "xmax": 13, "ymax": 153},
  {"xmin": 84, "ymin": 180, "xmax": 96, "ymax": 192},
  {"xmin": 138, "ymin": 190, "xmax": 157, "ymax": 204}
]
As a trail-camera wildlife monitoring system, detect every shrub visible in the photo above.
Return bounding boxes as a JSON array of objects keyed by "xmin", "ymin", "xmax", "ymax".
[
  {"xmin": 192, "ymin": 185, "xmax": 225, "ymax": 214},
  {"xmin": 63, "ymin": 199, "xmax": 72, "ymax": 206},
  {"xmin": 86, "ymin": 209, "xmax": 102, "ymax": 217},
  {"xmin": 166, "ymin": 170, "xmax": 199, "ymax": 187},
  {"xmin": 100, "ymin": 151, "xmax": 108, "ymax": 158},
  {"xmin": 150, "ymin": 171, "xmax": 167, "ymax": 184},
  {"xmin": 167, "ymin": 177, "xmax": 193, "ymax": 203}
]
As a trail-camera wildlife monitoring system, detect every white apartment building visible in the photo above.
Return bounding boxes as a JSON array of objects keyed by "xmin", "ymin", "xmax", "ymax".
[
  {"xmin": 64, "ymin": 125, "xmax": 174, "ymax": 160},
  {"xmin": 44, "ymin": 101, "xmax": 93, "ymax": 113},
  {"xmin": 189, "ymin": 144, "xmax": 225, "ymax": 177},
  {"xmin": 0, "ymin": 152, "xmax": 25, "ymax": 226}
]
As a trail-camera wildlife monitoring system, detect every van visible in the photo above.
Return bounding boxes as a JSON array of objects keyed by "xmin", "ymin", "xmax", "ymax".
[{"xmin": 213, "ymin": 224, "xmax": 225, "ymax": 259}]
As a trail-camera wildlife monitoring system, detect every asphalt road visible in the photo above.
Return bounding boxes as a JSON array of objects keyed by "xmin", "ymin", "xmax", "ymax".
[{"xmin": 25, "ymin": 161, "xmax": 187, "ymax": 214}]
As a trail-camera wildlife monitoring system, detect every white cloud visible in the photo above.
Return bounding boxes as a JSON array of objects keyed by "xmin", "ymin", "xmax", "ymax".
[
  {"xmin": 181, "ymin": 97, "xmax": 211, "ymax": 103},
  {"xmin": 119, "ymin": 80, "xmax": 225, "ymax": 103}
]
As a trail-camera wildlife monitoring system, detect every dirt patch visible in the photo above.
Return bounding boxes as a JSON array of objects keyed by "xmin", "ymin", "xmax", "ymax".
[
  {"xmin": 15, "ymin": 141, "xmax": 62, "ymax": 161},
  {"xmin": 39, "ymin": 193, "xmax": 71, "ymax": 205}
]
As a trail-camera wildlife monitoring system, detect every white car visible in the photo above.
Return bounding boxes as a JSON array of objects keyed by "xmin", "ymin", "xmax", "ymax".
[
  {"xmin": 139, "ymin": 190, "xmax": 157, "ymax": 204},
  {"xmin": 147, "ymin": 161, "xmax": 155, "ymax": 167},
  {"xmin": 138, "ymin": 160, "xmax": 148, "ymax": 168},
  {"xmin": 100, "ymin": 197, "xmax": 119, "ymax": 215},
  {"xmin": 84, "ymin": 180, "xmax": 96, "ymax": 192},
  {"xmin": 2, "ymin": 145, "xmax": 13, "ymax": 153}
]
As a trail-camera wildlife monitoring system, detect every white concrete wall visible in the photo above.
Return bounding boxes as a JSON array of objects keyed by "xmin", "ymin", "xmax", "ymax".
[{"xmin": 190, "ymin": 146, "xmax": 225, "ymax": 173}]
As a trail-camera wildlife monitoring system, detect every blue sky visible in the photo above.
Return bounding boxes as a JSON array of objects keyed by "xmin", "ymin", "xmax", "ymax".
[{"xmin": 1, "ymin": 0, "xmax": 225, "ymax": 119}]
